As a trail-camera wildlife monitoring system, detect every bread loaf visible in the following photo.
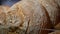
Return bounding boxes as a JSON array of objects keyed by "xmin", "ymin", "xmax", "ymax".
[
  {"xmin": 0, "ymin": 0, "xmax": 60, "ymax": 34},
  {"xmin": 6, "ymin": 0, "xmax": 53, "ymax": 34}
]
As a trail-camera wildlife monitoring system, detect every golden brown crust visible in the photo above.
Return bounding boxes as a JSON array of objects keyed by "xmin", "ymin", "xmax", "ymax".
[
  {"xmin": 39, "ymin": 0, "xmax": 60, "ymax": 26},
  {"xmin": 54, "ymin": 23, "xmax": 60, "ymax": 30},
  {"xmin": 0, "ymin": 6, "xmax": 9, "ymax": 25},
  {"xmin": 49, "ymin": 31, "xmax": 60, "ymax": 34},
  {"xmin": 6, "ymin": 0, "xmax": 53, "ymax": 34},
  {"xmin": 0, "ymin": 0, "xmax": 60, "ymax": 34},
  {"xmin": 0, "ymin": 6, "xmax": 10, "ymax": 13}
]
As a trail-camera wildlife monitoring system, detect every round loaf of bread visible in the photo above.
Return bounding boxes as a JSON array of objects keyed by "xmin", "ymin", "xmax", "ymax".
[{"xmin": 6, "ymin": 0, "xmax": 53, "ymax": 34}]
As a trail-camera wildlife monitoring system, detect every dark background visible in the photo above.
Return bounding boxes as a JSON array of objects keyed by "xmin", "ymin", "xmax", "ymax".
[{"xmin": 0, "ymin": 0, "xmax": 20, "ymax": 6}]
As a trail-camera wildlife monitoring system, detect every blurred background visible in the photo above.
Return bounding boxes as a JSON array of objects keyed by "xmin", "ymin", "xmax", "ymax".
[{"xmin": 0, "ymin": 0, "xmax": 20, "ymax": 6}]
